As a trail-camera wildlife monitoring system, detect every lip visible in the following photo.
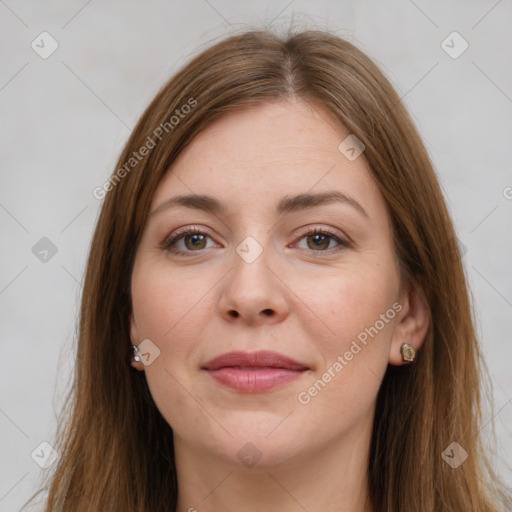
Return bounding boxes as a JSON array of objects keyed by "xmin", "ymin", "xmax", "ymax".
[{"xmin": 201, "ymin": 350, "xmax": 309, "ymax": 392}]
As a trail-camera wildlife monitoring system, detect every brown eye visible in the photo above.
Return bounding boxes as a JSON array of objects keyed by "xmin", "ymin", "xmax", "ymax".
[
  {"xmin": 295, "ymin": 228, "xmax": 349, "ymax": 253},
  {"xmin": 162, "ymin": 228, "xmax": 216, "ymax": 255},
  {"xmin": 183, "ymin": 233, "xmax": 207, "ymax": 250},
  {"xmin": 306, "ymin": 233, "xmax": 331, "ymax": 250}
]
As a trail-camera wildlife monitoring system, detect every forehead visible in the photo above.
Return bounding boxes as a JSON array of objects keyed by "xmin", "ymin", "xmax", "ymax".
[
  {"xmin": 151, "ymin": 100, "xmax": 381, "ymax": 218},
  {"xmin": 176, "ymin": 100, "xmax": 349, "ymax": 169}
]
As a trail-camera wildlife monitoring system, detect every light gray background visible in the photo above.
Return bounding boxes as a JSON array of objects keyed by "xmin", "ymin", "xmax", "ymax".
[{"xmin": 1, "ymin": 1, "xmax": 511, "ymax": 510}]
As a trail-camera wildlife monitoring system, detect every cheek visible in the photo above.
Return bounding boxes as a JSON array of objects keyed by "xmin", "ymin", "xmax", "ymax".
[
  {"xmin": 131, "ymin": 264, "xmax": 217, "ymax": 430},
  {"xmin": 293, "ymin": 286, "xmax": 398, "ymax": 437},
  {"xmin": 299, "ymin": 260, "xmax": 399, "ymax": 348},
  {"xmin": 296, "ymin": 260, "xmax": 399, "ymax": 401},
  {"xmin": 131, "ymin": 261, "xmax": 215, "ymax": 342}
]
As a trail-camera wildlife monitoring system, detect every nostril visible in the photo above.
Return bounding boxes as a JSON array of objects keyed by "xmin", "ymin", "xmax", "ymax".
[
  {"xmin": 229, "ymin": 310, "xmax": 239, "ymax": 318},
  {"xmin": 262, "ymin": 309, "xmax": 273, "ymax": 316}
]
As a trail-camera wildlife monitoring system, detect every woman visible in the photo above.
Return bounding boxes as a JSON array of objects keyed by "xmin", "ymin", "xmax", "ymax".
[{"xmin": 30, "ymin": 28, "xmax": 511, "ymax": 511}]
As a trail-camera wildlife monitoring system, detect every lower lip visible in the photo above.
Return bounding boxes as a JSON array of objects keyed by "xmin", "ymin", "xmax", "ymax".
[{"xmin": 204, "ymin": 367, "xmax": 306, "ymax": 392}]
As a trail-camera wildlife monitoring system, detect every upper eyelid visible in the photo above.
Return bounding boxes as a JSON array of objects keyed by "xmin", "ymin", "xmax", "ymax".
[
  {"xmin": 162, "ymin": 225, "xmax": 350, "ymax": 252},
  {"xmin": 166, "ymin": 225, "xmax": 345, "ymax": 241}
]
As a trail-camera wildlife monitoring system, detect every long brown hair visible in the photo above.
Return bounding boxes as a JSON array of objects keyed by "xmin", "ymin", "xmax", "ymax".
[{"xmin": 27, "ymin": 27, "xmax": 511, "ymax": 511}]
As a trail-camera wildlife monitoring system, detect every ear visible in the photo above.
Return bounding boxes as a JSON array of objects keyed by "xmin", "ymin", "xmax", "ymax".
[
  {"xmin": 389, "ymin": 281, "xmax": 430, "ymax": 366},
  {"xmin": 129, "ymin": 312, "xmax": 144, "ymax": 372}
]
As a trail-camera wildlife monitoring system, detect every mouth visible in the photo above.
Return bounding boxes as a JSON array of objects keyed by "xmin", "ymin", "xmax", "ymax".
[{"xmin": 201, "ymin": 350, "xmax": 310, "ymax": 392}]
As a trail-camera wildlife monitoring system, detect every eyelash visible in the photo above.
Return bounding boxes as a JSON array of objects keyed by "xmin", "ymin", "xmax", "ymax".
[{"xmin": 160, "ymin": 226, "xmax": 350, "ymax": 257}]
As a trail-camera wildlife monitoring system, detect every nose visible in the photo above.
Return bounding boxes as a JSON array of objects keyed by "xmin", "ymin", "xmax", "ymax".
[{"xmin": 218, "ymin": 240, "xmax": 289, "ymax": 326}]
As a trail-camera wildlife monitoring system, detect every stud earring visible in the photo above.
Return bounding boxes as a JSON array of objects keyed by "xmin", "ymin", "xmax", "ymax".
[
  {"xmin": 400, "ymin": 343, "xmax": 416, "ymax": 362},
  {"xmin": 132, "ymin": 345, "xmax": 141, "ymax": 363}
]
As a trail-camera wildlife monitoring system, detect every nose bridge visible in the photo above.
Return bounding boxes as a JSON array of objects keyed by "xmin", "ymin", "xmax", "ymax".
[{"xmin": 219, "ymin": 231, "xmax": 288, "ymax": 323}]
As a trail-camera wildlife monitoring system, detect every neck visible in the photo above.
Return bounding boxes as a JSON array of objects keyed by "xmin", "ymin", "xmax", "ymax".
[{"xmin": 174, "ymin": 417, "xmax": 374, "ymax": 512}]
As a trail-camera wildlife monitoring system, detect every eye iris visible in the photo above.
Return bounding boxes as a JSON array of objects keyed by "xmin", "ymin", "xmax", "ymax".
[
  {"xmin": 307, "ymin": 233, "xmax": 330, "ymax": 250},
  {"xmin": 172, "ymin": 230, "xmax": 339, "ymax": 253},
  {"xmin": 184, "ymin": 233, "xmax": 206, "ymax": 250}
]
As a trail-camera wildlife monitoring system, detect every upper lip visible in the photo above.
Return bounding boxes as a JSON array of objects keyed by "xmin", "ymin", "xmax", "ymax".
[{"xmin": 201, "ymin": 350, "xmax": 309, "ymax": 371}]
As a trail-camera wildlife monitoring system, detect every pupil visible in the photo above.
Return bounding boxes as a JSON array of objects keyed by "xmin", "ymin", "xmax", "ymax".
[
  {"xmin": 309, "ymin": 234, "xmax": 328, "ymax": 250},
  {"xmin": 188, "ymin": 234, "xmax": 204, "ymax": 249}
]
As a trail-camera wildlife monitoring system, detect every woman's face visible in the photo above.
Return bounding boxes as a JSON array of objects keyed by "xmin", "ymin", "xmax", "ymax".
[{"xmin": 129, "ymin": 100, "xmax": 415, "ymax": 469}]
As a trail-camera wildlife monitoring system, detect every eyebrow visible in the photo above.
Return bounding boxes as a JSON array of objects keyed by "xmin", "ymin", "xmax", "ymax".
[{"xmin": 149, "ymin": 191, "xmax": 368, "ymax": 218}]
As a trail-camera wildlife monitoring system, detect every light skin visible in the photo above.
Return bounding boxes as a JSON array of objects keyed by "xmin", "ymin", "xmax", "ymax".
[{"xmin": 129, "ymin": 99, "xmax": 430, "ymax": 512}]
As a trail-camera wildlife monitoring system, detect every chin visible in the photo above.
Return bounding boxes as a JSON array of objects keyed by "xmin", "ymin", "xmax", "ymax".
[
  {"xmin": 203, "ymin": 416, "xmax": 309, "ymax": 467},
  {"xmin": 217, "ymin": 435, "xmax": 303, "ymax": 472}
]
